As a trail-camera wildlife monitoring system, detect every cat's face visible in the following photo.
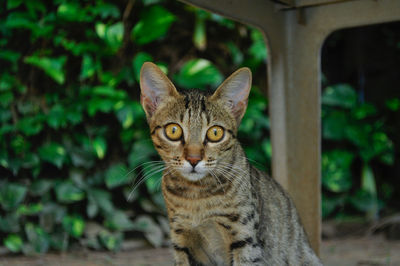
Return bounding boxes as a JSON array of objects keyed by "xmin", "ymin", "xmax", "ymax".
[{"xmin": 140, "ymin": 62, "xmax": 251, "ymax": 182}]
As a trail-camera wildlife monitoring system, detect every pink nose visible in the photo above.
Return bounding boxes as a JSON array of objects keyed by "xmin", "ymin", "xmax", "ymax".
[{"xmin": 186, "ymin": 156, "xmax": 201, "ymax": 167}]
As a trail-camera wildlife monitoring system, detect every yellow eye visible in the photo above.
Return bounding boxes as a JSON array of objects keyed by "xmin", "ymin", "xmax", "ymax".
[
  {"xmin": 207, "ymin": 126, "xmax": 224, "ymax": 142},
  {"xmin": 164, "ymin": 123, "xmax": 183, "ymax": 141}
]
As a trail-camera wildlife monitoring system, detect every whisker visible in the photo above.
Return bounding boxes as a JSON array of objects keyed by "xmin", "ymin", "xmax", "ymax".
[{"xmin": 127, "ymin": 164, "xmax": 167, "ymax": 200}]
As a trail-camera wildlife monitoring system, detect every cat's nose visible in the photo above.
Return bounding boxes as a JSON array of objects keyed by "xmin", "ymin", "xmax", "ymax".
[{"xmin": 187, "ymin": 156, "xmax": 201, "ymax": 167}]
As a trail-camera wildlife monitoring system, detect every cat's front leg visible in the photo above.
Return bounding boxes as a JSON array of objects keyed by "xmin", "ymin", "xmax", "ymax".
[
  {"xmin": 170, "ymin": 227, "xmax": 203, "ymax": 266},
  {"xmin": 170, "ymin": 232, "xmax": 192, "ymax": 266},
  {"xmin": 171, "ymin": 245, "xmax": 191, "ymax": 266},
  {"xmin": 229, "ymin": 236, "xmax": 265, "ymax": 266}
]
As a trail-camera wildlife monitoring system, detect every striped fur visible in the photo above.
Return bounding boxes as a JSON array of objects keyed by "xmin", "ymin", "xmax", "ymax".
[{"xmin": 140, "ymin": 62, "xmax": 322, "ymax": 266}]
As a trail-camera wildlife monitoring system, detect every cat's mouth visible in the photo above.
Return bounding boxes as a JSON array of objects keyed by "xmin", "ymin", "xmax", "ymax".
[{"xmin": 179, "ymin": 160, "xmax": 208, "ymax": 181}]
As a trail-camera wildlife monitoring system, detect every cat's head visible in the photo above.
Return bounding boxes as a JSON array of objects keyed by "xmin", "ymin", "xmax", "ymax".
[{"xmin": 140, "ymin": 62, "xmax": 251, "ymax": 182}]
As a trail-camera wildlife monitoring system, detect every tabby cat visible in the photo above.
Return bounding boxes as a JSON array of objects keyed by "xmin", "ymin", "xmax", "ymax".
[{"xmin": 139, "ymin": 62, "xmax": 322, "ymax": 266}]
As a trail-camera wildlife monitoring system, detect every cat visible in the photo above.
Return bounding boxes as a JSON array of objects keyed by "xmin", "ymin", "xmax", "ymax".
[{"xmin": 139, "ymin": 62, "xmax": 322, "ymax": 266}]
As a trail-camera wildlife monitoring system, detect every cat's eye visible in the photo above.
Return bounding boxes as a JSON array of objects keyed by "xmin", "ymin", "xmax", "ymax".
[
  {"xmin": 206, "ymin": 126, "xmax": 224, "ymax": 142},
  {"xmin": 164, "ymin": 123, "xmax": 183, "ymax": 141}
]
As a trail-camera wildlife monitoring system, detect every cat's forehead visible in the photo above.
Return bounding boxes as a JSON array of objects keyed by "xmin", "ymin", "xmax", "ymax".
[{"xmin": 151, "ymin": 88, "xmax": 236, "ymax": 129}]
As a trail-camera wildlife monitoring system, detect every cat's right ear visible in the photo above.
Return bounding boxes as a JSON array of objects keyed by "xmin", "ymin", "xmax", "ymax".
[
  {"xmin": 140, "ymin": 62, "xmax": 179, "ymax": 118},
  {"xmin": 210, "ymin": 67, "xmax": 252, "ymax": 124}
]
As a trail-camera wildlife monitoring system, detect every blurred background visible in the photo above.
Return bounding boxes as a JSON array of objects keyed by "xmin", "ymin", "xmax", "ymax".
[{"xmin": 0, "ymin": 0, "xmax": 399, "ymax": 259}]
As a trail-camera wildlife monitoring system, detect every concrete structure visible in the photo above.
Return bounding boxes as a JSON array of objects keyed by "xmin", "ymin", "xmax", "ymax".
[{"xmin": 181, "ymin": 0, "xmax": 400, "ymax": 255}]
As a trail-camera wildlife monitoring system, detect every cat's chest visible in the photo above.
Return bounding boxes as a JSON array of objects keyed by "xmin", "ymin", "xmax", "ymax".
[{"xmin": 169, "ymin": 198, "xmax": 233, "ymax": 226}]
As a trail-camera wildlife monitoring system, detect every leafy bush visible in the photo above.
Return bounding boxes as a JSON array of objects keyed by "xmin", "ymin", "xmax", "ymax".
[
  {"xmin": 0, "ymin": 0, "xmax": 268, "ymax": 254},
  {"xmin": 321, "ymin": 83, "xmax": 396, "ymax": 220}
]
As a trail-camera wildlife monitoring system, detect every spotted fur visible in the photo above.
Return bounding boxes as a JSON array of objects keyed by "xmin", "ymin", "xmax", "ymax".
[{"xmin": 140, "ymin": 62, "xmax": 322, "ymax": 266}]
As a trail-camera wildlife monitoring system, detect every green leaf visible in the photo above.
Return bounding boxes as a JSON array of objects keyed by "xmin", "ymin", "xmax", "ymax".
[
  {"xmin": 322, "ymin": 110, "xmax": 348, "ymax": 140},
  {"xmin": 193, "ymin": 13, "xmax": 206, "ymax": 50},
  {"xmin": 11, "ymin": 135, "xmax": 30, "ymax": 155},
  {"xmin": 7, "ymin": 0, "xmax": 23, "ymax": 9},
  {"xmin": 105, "ymin": 163, "xmax": 130, "ymax": 189},
  {"xmin": 49, "ymin": 231, "xmax": 69, "ymax": 251},
  {"xmin": 99, "ymin": 230, "xmax": 123, "ymax": 251},
  {"xmin": 322, "ymin": 150, "xmax": 354, "ymax": 193},
  {"xmin": 248, "ymin": 29, "xmax": 267, "ymax": 62},
  {"xmin": 132, "ymin": 52, "xmax": 153, "ymax": 82},
  {"xmin": 0, "ymin": 50, "xmax": 21, "ymax": 63},
  {"xmin": 38, "ymin": 142, "xmax": 67, "ymax": 168},
  {"xmin": 361, "ymin": 164, "xmax": 379, "ymax": 220},
  {"xmin": 5, "ymin": 12, "xmax": 36, "ymax": 30},
  {"xmin": 80, "ymin": 54, "xmax": 96, "ymax": 80},
  {"xmin": 0, "ymin": 213, "xmax": 20, "ymax": 233},
  {"xmin": 174, "ymin": 59, "xmax": 223, "ymax": 89},
  {"xmin": 95, "ymin": 22, "xmax": 124, "ymax": 52},
  {"xmin": 386, "ymin": 98, "xmax": 400, "ymax": 111},
  {"xmin": 87, "ymin": 98, "xmax": 115, "ymax": 116},
  {"xmin": 16, "ymin": 203, "xmax": 43, "ymax": 216},
  {"xmin": 105, "ymin": 210, "xmax": 134, "ymax": 231},
  {"xmin": 322, "ymin": 84, "xmax": 357, "ymax": 108},
  {"xmin": 352, "ymin": 103, "xmax": 376, "ymax": 119},
  {"xmin": 24, "ymin": 223, "xmax": 50, "ymax": 254},
  {"xmin": 91, "ymin": 2, "xmax": 120, "ymax": 19},
  {"xmin": 57, "ymin": 2, "xmax": 89, "ymax": 22},
  {"xmin": 227, "ymin": 41, "xmax": 243, "ymax": 65},
  {"xmin": 87, "ymin": 199, "xmax": 98, "ymax": 218},
  {"xmin": 132, "ymin": 6, "xmax": 176, "ymax": 45},
  {"xmin": 30, "ymin": 180, "xmax": 53, "ymax": 196},
  {"xmin": 21, "ymin": 153, "xmax": 40, "ymax": 169},
  {"xmin": 92, "ymin": 137, "xmax": 107, "ymax": 159},
  {"xmin": 4, "ymin": 234, "xmax": 23, "ymax": 253},
  {"xmin": 24, "ymin": 56, "xmax": 66, "ymax": 84},
  {"xmin": 54, "ymin": 181, "xmax": 85, "ymax": 203},
  {"xmin": 354, "ymin": 131, "xmax": 394, "ymax": 163},
  {"xmin": 133, "ymin": 215, "xmax": 164, "ymax": 247},
  {"xmin": 47, "ymin": 104, "xmax": 67, "ymax": 129},
  {"xmin": 92, "ymin": 85, "xmax": 127, "ymax": 99},
  {"xmin": 40, "ymin": 203, "xmax": 67, "ymax": 231},
  {"xmin": 17, "ymin": 116, "xmax": 44, "ymax": 136},
  {"xmin": 87, "ymin": 188, "xmax": 113, "ymax": 216},
  {"xmin": 0, "ymin": 183, "xmax": 27, "ymax": 211},
  {"xmin": 116, "ymin": 104, "xmax": 134, "ymax": 129},
  {"xmin": 62, "ymin": 215, "xmax": 85, "ymax": 238},
  {"xmin": 321, "ymin": 194, "xmax": 343, "ymax": 218}
]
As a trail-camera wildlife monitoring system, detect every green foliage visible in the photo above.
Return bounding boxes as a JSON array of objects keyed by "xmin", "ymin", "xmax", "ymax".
[
  {"xmin": 174, "ymin": 59, "xmax": 223, "ymax": 89},
  {"xmin": 0, "ymin": 0, "xmax": 269, "ymax": 254},
  {"xmin": 24, "ymin": 56, "xmax": 67, "ymax": 84},
  {"xmin": 322, "ymin": 150, "xmax": 354, "ymax": 193},
  {"xmin": 4, "ymin": 234, "xmax": 23, "ymax": 253},
  {"xmin": 131, "ymin": 6, "xmax": 176, "ymax": 45},
  {"xmin": 321, "ymin": 83, "xmax": 395, "ymax": 219}
]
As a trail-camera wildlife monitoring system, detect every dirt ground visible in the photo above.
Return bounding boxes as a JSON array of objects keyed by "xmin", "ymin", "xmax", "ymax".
[{"xmin": 1, "ymin": 234, "xmax": 400, "ymax": 266}]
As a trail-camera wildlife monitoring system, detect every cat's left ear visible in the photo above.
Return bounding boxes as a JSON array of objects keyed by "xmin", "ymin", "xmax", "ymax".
[
  {"xmin": 211, "ymin": 67, "xmax": 252, "ymax": 124},
  {"xmin": 140, "ymin": 62, "xmax": 180, "ymax": 119}
]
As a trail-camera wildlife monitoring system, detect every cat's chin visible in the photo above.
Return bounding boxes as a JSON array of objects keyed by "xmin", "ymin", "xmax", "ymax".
[{"xmin": 181, "ymin": 172, "xmax": 207, "ymax": 182}]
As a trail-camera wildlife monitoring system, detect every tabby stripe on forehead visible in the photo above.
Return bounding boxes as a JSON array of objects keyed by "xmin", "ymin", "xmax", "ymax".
[
  {"xmin": 184, "ymin": 95, "xmax": 190, "ymax": 109},
  {"xmin": 201, "ymin": 97, "xmax": 206, "ymax": 112},
  {"xmin": 201, "ymin": 97, "xmax": 210, "ymax": 124}
]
